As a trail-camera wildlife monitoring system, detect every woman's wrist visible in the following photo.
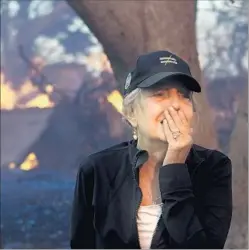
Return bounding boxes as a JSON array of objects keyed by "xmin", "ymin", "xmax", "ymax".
[{"xmin": 163, "ymin": 147, "xmax": 191, "ymax": 165}]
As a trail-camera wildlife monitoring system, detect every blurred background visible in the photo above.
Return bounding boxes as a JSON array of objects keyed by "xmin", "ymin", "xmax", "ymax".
[{"xmin": 0, "ymin": 0, "xmax": 248, "ymax": 248}]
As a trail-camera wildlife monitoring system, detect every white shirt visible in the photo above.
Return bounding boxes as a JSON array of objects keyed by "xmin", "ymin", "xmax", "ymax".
[{"xmin": 137, "ymin": 204, "xmax": 163, "ymax": 249}]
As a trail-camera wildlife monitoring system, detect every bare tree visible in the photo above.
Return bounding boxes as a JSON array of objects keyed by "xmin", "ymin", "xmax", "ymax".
[
  {"xmin": 201, "ymin": 0, "xmax": 248, "ymax": 79},
  {"xmin": 197, "ymin": 2, "xmax": 248, "ymax": 247},
  {"xmin": 1, "ymin": 1, "xmax": 68, "ymax": 86},
  {"xmin": 226, "ymin": 84, "xmax": 248, "ymax": 249},
  {"xmin": 66, "ymin": 0, "xmax": 217, "ymax": 148},
  {"xmin": 0, "ymin": 0, "xmax": 93, "ymax": 87}
]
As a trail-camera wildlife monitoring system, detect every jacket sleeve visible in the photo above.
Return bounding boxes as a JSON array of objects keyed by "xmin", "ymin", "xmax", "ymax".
[
  {"xmin": 70, "ymin": 161, "xmax": 95, "ymax": 249},
  {"xmin": 159, "ymin": 154, "xmax": 232, "ymax": 249}
]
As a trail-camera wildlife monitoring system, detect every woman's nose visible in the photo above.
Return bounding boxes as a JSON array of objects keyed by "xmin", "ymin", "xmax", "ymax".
[
  {"xmin": 171, "ymin": 101, "xmax": 180, "ymax": 111},
  {"xmin": 169, "ymin": 95, "xmax": 181, "ymax": 110},
  {"xmin": 162, "ymin": 99, "xmax": 180, "ymax": 111},
  {"xmin": 167, "ymin": 90, "xmax": 181, "ymax": 109}
]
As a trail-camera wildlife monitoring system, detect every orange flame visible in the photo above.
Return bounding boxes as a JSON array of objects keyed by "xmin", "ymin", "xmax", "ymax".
[
  {"xmin": 1, "ymin": 72, "xmax": 54, "ymax": 110},
  {"xmin": 107, "ymin": 90, "xmax": 123, "ymax": 114},
  {"xmin": 8, "ymin": 152, "xmax": 39, "ymax": 171},
  {"xmin": 20, "ymin": 152, "xmax": 39, "ymax": 171},
  {"xmin": 8, "ymin": 162, "xmax": 16, "ymax": 169},
  {"xmin": 1, "ymin": 73, "xmax": 17, "ymax": 110}
]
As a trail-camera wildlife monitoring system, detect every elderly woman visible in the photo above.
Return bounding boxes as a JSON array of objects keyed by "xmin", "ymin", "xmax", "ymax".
[{"xmin": 70, "ymin": 50, "xmax": 232, "ymax": 249}]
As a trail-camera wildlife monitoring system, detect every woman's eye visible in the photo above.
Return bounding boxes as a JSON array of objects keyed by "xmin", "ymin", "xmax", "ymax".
[
  {"xmin": 179, "ymin": 92, "xmax": 191, "ymax": 99},
  {"xmin": 154, "ymin": 91, "xmax": 167, "ymax": 97}
]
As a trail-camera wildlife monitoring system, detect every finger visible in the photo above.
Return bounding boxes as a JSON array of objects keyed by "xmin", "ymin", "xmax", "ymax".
[
  {"xmin": 162, "ymin": 119, "xmax": 173, "ymax": 141},
  {"xmin": 178, "ymin": 109, "xmax": 188, "ymax": 125},
  {"xmin": 164, "ymin": 109, "xmax": 179, "ymax": 133},
  {"xmin": 179, "ymin": 109, "xmax": 193, "ymax": 135},
  {"xmin": 168, "ymin": 107, "xmax": 183, "ymax": 130},
  {"xmin": 183, "ymin": 106, "xmax": 194, "ymax": 124}
]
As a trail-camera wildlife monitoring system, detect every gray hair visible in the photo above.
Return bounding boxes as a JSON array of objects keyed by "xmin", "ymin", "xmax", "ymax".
[{"xmin": 122, "ymin": 88, "xmax": 142, "ymax": 127}]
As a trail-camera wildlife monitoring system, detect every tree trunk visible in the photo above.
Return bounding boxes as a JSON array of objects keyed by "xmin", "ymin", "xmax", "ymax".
[
  {"xmin": 226, "ymin": 85, "xmax": 248, "ymax": 249},
  {"xmin": 66, "ymin": 0, "xmax": 217, "ymax": 148}
]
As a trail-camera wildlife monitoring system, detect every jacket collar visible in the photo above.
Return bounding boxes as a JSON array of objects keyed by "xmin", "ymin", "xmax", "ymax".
[
  {"xmin": 128, "ymin": 139, "xmax": 147, "ymax": 169},
  {"xmin": 128, "ymin": 139, "xmax": 205, "ymax": 172}
]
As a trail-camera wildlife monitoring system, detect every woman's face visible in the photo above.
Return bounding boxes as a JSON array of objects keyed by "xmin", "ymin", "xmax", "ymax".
[{"xmin": 133, "ymin": 81, "xmax": 194, "ymax": 142}]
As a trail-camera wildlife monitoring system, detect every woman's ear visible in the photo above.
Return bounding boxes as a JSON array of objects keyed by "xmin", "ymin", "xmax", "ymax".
[
  {"xmin": 128, "ymin": 116, "xmax": 137, "ymax": 128},
  {"xmin": 125, "ymin": 106, "xmax": 138, "ymax": 128}
]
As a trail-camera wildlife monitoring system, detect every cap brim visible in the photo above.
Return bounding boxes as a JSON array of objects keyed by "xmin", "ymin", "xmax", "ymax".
[{"xmin": 137, "ymin": 72, "xmax": 201, "ymax": 92}]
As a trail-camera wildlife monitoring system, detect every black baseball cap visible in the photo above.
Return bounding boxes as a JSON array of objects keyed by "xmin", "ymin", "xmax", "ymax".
[{"xmin": 123, "ymin": 50, "xmax": 201, "ymax": 96}]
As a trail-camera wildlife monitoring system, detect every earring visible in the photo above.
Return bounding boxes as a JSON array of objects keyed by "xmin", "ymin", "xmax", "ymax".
[{"xmin": 132, "ymin": 128, "xmax": 138, "ymax": 140}]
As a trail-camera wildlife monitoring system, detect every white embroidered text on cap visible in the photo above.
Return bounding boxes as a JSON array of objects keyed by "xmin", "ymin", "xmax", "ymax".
[{"xmin": 159, "ymin": 55, "xmax": 177, "ymax": 65}]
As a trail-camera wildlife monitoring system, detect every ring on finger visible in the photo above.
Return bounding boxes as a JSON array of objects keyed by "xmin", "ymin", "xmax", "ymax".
[{"xmin": 172, "ymin": 131, "xmax": 181, "ymax": 139}]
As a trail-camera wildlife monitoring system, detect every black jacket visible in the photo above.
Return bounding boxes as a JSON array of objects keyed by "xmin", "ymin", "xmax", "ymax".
[{"xmin": 70, "ymin": 140, "xmax": 232, "ymax": 249}]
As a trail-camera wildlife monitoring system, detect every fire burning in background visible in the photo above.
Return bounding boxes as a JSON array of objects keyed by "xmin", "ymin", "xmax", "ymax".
[
  {"xmin": 107, "ymin": 90, "xmax": 123, "ymax": 114},
  {"xmin": 9, "ymin": 152, "xmax": 38, "ymax": 171},
  {"xmin": 2, "ymin": 51, "xmax": 125, "ymax": 172},
  {"xmin": 1, "ymin": 73, "xmax": 54, "ymax": 110},
  {"xmin": 1, "ymin": 71, "xmax": 53, "ymax": 171}
]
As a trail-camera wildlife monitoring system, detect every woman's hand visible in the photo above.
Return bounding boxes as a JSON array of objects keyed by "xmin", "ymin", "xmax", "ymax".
[{"xmin": 162, "ymin": 106, "xmax": 193, "ymax": 165}]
